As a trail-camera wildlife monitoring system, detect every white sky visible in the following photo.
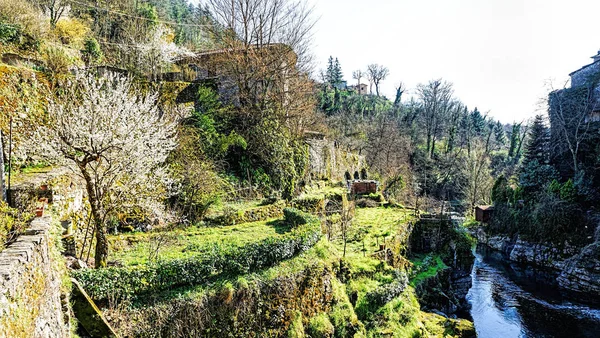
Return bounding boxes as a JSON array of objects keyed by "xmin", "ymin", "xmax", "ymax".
[{"xmin": 192, "ymin": 0, "xmax": 600, "ymax": 123}]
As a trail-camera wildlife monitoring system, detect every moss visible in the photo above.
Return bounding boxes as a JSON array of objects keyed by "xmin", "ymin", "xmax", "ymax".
[
  {"xmin": 287, "ymin": 311, "xmax": 305, "ymax": 338},
  {"xmin": 307, "ymin": 313, "xmax": 335, "ymax": 338},
  {"xmin": 409, "ymin": 254, "xmax": 449, "ymax": 287}
]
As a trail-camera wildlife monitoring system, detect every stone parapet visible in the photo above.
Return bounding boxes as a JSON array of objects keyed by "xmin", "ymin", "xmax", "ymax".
[{"xmin": 0, "ymin": 216, "xmax": 70, "ymax": 338}]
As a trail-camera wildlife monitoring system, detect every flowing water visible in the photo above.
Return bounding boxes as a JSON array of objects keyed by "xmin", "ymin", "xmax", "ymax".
[{"xmin": 467, "ymin": 245, "xmax": 600, "ymax": 338}]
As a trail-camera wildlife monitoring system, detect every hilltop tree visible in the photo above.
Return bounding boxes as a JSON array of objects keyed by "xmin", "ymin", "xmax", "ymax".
[
  {"xmin": 45, "ymin": 73, "xmax": 178, "ymax": 268},
  {"xmin": 366, "ymin": 63, "xmax": 390, "ymax": 96},
  {"xmin": 326, "ymin": 57, "xmax": 344, "ymax": 85},
  {"xmin": 352, "ymin": 69, "xmax": 364, "ymax": 88}
]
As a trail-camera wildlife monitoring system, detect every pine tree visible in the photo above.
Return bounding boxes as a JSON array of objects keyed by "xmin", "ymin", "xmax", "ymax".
[
  {"xmin": 332, "ymin": 57, "xmax": 343, "ymax": 84},
  {"xmin": 471, "ymin": 108, "xmax": 486, "ymax": 135},
  {"xmin": 325, "ymin": 56, "xmax": 344, "ymax": 85},
  {"xmin": 523, "ymin": 115, "xmax": 550, "ymax": 166},
  {"xmin": 325, "ymin": 56, "xmax": 335, "ymax": 84},
  {"xmin": 494, "ymin": 121, "xmax": 506, "ymax": 145}
]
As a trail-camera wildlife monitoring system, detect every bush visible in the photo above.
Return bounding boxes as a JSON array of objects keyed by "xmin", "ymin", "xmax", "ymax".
[
  {"xmin": 291, "ymin": 195, "xmax": 325, "ymax": 213},
  {"xmin": 307, "ymin": 313, "xmax": 334, "ymax": 338},
  {"xmin": 73, "ymin": 211, "xmax": 322, "ymax": 301},
  {"xmin": 284, "ymin": 207, "xmax": 310, "ymax": 227},
  {"xmin": 54, "ymin": 18, "xmax": 89, "ymax": 45},
  {"xmin": 81, "ymin": 37, "xmax": 102, "ymax": 65},
  {"xmin": 43, "ymin": 46, "xmax": 73, "ymax": 73},
  {"xmin": 0, "ymin": 22, "xmax": 21, "ymax": 43}
]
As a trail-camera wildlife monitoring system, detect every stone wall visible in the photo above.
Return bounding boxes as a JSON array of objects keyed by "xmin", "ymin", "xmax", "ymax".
[
  {"xmin": 570, "ymin": 61, "xmax": 600, "ymax": 88},
  {"xmin": 0, "ymin": 216, "xmax": 70, "ymax": 338},
  {"xmin": 306, "ymin": 138, "xmax": 366, "ymax": 182}
]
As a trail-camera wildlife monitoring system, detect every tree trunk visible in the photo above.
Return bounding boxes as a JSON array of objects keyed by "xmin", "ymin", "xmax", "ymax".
[
  {"xmin": 94, "ymin": 221, "xmax": 109, "ymax": 268},
  {"xmin": 78, "ymin": 164, "xmax": 108, "ymax": 268}
]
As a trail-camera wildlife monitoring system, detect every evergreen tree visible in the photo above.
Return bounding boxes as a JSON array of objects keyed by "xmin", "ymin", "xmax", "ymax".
[
  {"xmin": 471, "ymin": 108, "xmax": 486, "ymax": 135},
  {"xmin": 325, "ymin": 56, "xmax": 335, "ymax": 84},
  {"xmin": 523, "ymin": 115, "xmax": 550, "ymax": 166},
  {"xmin": 325, "ymin": 56, "xmax": 343, "ymax": 85},
  {"xmin": 494, "ymin": 121, "xmax": 506, "ymax": 145},
  {"xmin": 332, "ymin": 57, "xmax": 343, "ymax": 84}
]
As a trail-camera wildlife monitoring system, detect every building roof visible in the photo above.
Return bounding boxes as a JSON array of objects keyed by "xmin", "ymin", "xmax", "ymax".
[
  {"xmin": 569, "ymin": 50, "xmax": 600, "ymax": 76},
  {"xmin": 569, "ymin": 61, "xmax": 599, "ymax": 76},
  {"xmin": 475, "ymin": 205, "xmax": 494, "ymax": 211}
]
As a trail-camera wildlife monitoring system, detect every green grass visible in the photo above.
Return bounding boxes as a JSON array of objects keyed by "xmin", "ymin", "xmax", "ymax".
[
  {"xmin": 108, "ymin": 218, "xmax": 291, "ymax": 266},
  {"xmin": 204, "ymin": 199, "xmax": 263, "ymax": 217},
  {"xmin": 298, "ymin": 184, "xmax": 347, "ymax": 200},
  {"xmin": 409, "ymin": 254, "xmax": 449, "ymax": 286},
  {"xmin": 331, "ymin": 206, "xmax": 414, "ymax": 261}
]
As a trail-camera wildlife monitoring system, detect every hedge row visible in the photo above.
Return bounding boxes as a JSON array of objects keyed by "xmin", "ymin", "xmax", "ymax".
[
  {"xmin": 208, "ymin": 200, "xmax": 286, "ymax": 226},
  {"xmin": 73, "ymin": 208, "xmax": 322, "ymax": 302},
  {"xmin": 291, "ymin": 196, "xmax": 325, "ymax": 213}
]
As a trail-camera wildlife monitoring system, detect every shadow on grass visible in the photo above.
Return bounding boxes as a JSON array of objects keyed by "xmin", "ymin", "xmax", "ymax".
[{"xmin": 266, "ymin": 219, "xmax": 293, "ymax": 234}]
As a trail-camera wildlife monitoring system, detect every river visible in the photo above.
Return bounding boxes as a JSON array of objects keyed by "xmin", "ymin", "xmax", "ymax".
[{"xmin": 467, "ymin": 245, "xmax": 600, "ymax": 338}]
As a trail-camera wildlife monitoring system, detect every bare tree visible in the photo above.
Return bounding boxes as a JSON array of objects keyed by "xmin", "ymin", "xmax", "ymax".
[
  {"xmin": 45, "ymin": 73, "xmax": 178, "ymax": 268},
  {"xmin": 205, "ymin": 0, "xmax": 317, "ymax": 126},
  {"xmin": 366, "ymin": 64, "xmax": 390, "ymax": 96},
  {"xmin": 417, "ymin": 79, "xmax": 455, "ymax": 158},
  {"xmin": 352, "ymin": 69, "xmax": 364, "ymax": 91},
  {"xmin": 548, "ymin": 81, "xmax": 599, "ymax": 174},
  {"xmin": 460, "ymin": 140, "xmax": 494, "ymax": 214},
  {"xmin": 36, "ymin": 0, "xmax": 68, "ymax": 27},
  {"xmin": 340, "ymin": 199, "xmax": 355, "ymax": 258}
]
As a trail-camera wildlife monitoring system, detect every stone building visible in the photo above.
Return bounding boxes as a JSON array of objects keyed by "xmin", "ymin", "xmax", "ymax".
[
  {"xmin": 173, "ymin": 43, "xmax": 298, "ymax": 105},
  {"xmin": 548, "ymin": 48, "xmax": 600, "ymax": 176},
  {"xmin": 349, "ymin": 83, "xmax": 368, "ymax": 95}
]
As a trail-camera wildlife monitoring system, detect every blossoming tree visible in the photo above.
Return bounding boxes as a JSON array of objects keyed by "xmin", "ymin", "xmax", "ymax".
[{"xmin": 46, "ymin": 72, "xmax": 178, "ymax": 267}]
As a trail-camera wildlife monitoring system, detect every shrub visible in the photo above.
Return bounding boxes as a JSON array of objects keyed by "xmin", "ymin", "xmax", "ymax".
[
  {"xmin": 210, "ymin": 201, "xmax": 286, "ymax": 225},
  {"xmin": 284, "ymin": 207, "xmax": 308, "ymax": 227},
  {"xmin": 54, "ymin": 18, "xmax": 89, "ymax": 45},
  {"xmin": 307, "ymin": 313, "xmax": 334, "ymax": 338},
  {"xmin": 0, "ymin": 22, "xmax": 21, "ymax": 43},
  {"xmin": 291, "ymin": 195, "xmax": 325, "ymax": 213},
  {"xmin": 43, "ymin": 46, "xmax": 73, "ymax": 73},
  {"xmin": 73, "ymin": 211, "xmax": 322, "ymax": 301},
  {"xmin": 81, "ymin": 37, "xmax": 102, "ymax": 65}
]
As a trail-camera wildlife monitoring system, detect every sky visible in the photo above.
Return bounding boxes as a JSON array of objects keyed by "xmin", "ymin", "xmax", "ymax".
[{"xmin": 191, "ymin": 0, "xmax": 600, "ymax": 123}]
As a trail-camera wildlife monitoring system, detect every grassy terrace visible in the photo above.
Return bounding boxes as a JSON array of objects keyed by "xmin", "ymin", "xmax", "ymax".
[
  {"xmin": 331, "ymin": 206, "xmax": 414, "ymax": 261},
  {"xmin": 109, "ymin": 218, "xmax": 289, "ymax": 266}
]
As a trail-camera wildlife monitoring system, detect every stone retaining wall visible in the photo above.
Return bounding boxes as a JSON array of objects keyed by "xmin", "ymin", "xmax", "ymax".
[{"xmin": 0, "ymin": 216, "xmax": 70, "ymax": 338}]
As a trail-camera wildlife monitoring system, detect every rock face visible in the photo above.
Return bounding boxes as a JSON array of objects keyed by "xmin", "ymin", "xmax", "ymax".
[
  {"xmin": 557, "ymin": 241, "xmax": 600, "ymax": 304},
  {"xmin": 480, "ymin": 228, "xmax": 600, "ymax": 305}
]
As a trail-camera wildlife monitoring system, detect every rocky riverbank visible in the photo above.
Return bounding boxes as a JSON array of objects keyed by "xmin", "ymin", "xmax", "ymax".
[{"xmin": 475, "ymin": 227, "xmax": 600, "ymax": 305}]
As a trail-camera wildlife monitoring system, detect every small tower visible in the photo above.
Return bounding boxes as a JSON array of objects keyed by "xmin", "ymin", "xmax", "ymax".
[{"xmin": 592, "ymin": 49, "xmax": 600, "ymax": 63}]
